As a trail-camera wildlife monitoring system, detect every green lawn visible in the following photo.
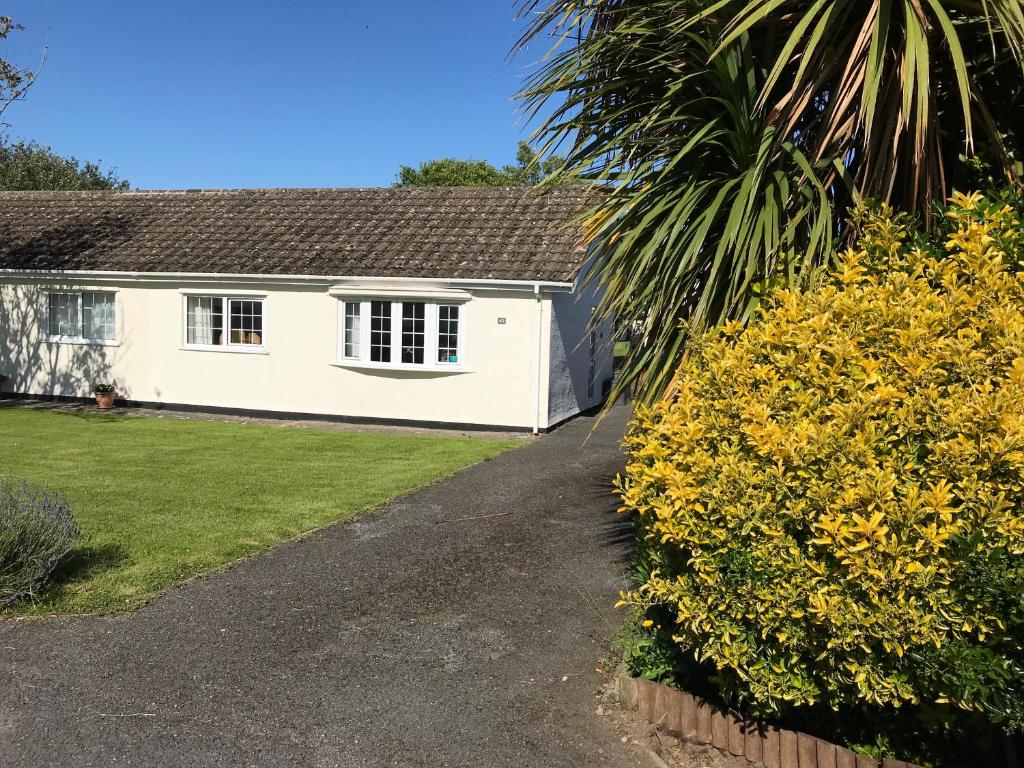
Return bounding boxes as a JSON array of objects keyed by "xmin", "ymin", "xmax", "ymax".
[{"xmin": 0, "ymin": 410, "xmax": 514, "ymax": 616}]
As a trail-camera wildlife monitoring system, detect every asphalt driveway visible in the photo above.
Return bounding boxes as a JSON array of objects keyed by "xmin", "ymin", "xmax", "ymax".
[{"xmin": 1, "ymin": 406, "xmax": 636, "ymax": 768}]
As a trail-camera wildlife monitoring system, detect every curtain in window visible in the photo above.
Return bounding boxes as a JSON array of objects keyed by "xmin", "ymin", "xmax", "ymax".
[
  {"xmin": 187, "ymin": 297, "xmax": 215, "ymax": 345},
  {"xmin": 47, "ymin": 293, "xmax": 81, "ymax": 337},
  {"xmin": 82, "ymin": 293, "xmax": 116, "ymax": 341},
  {"xmin": 344, "ymin": 301, "xmax": 361, "ymax": 358}
]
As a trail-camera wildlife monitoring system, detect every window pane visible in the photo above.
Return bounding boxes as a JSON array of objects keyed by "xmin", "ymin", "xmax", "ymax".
[
  {"xmin": 343, "ymin": 301, "xmax": 361, "ymax": 358},
  {"xmin": 401, "ymin": 302, "xmax": 425, "ymax": 364},
  {"xmin": 370, "ymin": 300, "xmax": 391, "ymax": 362},
  {"xmin": 228, "ymin": 299, "xmax": 263, "ymax": 345},
  {"xmin": 82, "ymin": 292, "xmax": 116, "ymax": 341},
  {"xmin": 47, "ymin": 292, "xmax": 81, "ymax": 338},
  {"xmin": 437, "ymin": 304, "xmax": 459, "ymax": 364},
  {"xmin": 187, "ymin": 296, "xmax": 224, "ymax": 345}
]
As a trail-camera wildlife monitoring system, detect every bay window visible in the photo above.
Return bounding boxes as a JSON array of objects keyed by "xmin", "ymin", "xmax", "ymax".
[
  {"xmin": 369, "ymin": 300, "xmax": 391, "ymax": 363},
  {"xmin": 437, "ymin": 304, "xmax": 459, "ymax": 364},
  {"xmin": 342, "ymin": 301, "xmax": 361, "ymax": 359},
  {"xmin": 401, "ymin": 302, "xmax": 425, "ymax": 364},
  {"xmin": 47, "ymin": 291, "xmax": 116, "ymax": 344},
  {"xmin": 340, "ymin": 300, "xmax": 464, "ymax": 369},
  {"xmin": 185, "ymin": 296, "xmax": 264, "ymax": 350}
]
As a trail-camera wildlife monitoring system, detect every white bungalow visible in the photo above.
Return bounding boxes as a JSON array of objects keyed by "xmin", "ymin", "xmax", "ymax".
[{"xmin": 0, "ymin": 187, "xmax": 613, "ymax": 432}]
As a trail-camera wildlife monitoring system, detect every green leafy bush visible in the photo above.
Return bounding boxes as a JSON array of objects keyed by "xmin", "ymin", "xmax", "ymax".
[
  {"xmin": 618, "ymin": 192, "xmax": 1024, "ymax": 731},
  {"xmin": 0, "ymin": 478, "xmax": 79, "ymax": 605}
]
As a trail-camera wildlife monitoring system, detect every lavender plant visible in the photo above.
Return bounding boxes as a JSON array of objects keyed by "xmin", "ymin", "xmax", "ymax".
[{"xmin": 0, "ymin": 478, "xmax": 79, "ymax": 606}]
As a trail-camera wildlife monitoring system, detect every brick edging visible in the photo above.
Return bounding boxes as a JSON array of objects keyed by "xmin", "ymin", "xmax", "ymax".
[{"xmin": 616, "ymin": 674, "xmax": 921, "ymax": 768}]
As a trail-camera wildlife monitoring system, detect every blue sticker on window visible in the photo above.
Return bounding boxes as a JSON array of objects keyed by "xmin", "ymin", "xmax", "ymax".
[{"xmin": 449, "ymin": 355, "xmax": 458, "ymax": 363}]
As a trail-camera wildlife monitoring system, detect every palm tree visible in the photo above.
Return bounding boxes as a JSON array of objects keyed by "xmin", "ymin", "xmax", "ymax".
[{"xmin": 516, "ymin": 0, "xmax": 1024, "ymax": 403}]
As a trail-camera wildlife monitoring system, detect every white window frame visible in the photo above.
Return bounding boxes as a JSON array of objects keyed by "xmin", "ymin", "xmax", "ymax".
[
  {"xmin": 182, "ymin": 295, "xmax": 267, "ymax": 353},
  {"xmin": 45, "ymin": 290, "xmax": 118, "ymax": 346},
  {"xmin": 341, "ymin": 300, "xmax": 362, "ymax": 360},
  {"xmin": 336, "ymin": 299, "xmax": 467, "ymax": 372},
  {"xmin": 436, "ymin": 303, "xmax": 461, "ymax": 366}
]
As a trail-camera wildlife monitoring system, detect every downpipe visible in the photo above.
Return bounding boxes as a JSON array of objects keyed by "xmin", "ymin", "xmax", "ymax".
[{"xmin": 533, "ymin": 283, "xmax": 543, "ymax": 435}]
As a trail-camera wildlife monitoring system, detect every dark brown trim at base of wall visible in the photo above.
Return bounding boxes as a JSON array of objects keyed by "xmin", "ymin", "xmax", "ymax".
[{"xmin": 0, "ymin": 392, "xmax": 604, "ymax": 434}]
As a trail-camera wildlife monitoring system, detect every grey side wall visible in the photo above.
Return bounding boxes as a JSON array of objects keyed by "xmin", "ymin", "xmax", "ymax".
[{"xmin": 547, "ymin": 269, "xmax": 614, "ymax": 427}]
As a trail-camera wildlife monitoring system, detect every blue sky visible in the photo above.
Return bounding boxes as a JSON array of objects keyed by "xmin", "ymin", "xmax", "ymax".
[{"xmin": 3, "ymin": 1, "xmax": 552, "ymax": 189}]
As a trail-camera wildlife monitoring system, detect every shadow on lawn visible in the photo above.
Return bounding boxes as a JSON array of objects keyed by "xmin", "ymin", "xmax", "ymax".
[
  {"xmin": 51, "ymin": 541, "xmax": 130, "ymax": 585},
  {"xmin": 4, "ymin": 543, "xmax": 130, "ymax": 614}
]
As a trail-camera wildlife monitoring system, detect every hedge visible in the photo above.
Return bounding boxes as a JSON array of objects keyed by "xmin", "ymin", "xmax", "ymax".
[{"xmin": 618, "ymin": 192, "xmax": 1024, "ymax": 731}]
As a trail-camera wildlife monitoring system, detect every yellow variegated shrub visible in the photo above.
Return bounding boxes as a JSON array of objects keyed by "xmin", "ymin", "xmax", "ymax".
[{"xmin": 620, "ymin": 193, "xmax": 1024, "ymax": 725}]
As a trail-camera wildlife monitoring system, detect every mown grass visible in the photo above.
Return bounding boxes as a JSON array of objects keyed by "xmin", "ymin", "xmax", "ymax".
[{"xmin": 0, "ymin": 409, "xmax": 514, "ymax": 616}]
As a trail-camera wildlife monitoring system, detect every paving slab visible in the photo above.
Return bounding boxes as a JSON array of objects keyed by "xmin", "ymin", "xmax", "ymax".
[{"xmin": 0, "ymin": 398, "xmax": 531, "ymax": 440}]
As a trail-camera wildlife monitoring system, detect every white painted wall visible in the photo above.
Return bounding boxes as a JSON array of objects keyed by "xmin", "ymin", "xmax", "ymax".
[{"xmin": 0, "ymin": 277, "xmax": 568, "ymax": 429}]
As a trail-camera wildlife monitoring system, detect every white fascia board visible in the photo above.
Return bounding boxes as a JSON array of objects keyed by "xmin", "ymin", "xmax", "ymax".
[
  {"xmin": 177, "ymin": 287, "xmax": 269, "ymax": 297},
  {"xmin": 327, "ymin": 285, "xmax": 473, "ymax": 301},
  {"xmin": 0, "ymin": 269, "xmax": 576, "ymax": 293}
]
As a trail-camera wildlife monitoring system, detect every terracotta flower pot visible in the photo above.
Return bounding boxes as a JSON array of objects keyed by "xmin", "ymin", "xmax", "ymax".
[{"xmin": 94, "ymin": 391, "xmax": 117, "ymax": 410}]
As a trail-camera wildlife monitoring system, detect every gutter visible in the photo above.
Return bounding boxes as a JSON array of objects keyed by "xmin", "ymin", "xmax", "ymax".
[{"xmin": 0, "ymin": 269, "xmax": 576, "ymax": 293}]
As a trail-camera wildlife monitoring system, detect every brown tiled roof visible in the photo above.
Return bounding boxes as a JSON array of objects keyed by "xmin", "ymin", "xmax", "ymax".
[{"xmin": 0, "ymin": 186, "xmax": 597, "ymax": 282}]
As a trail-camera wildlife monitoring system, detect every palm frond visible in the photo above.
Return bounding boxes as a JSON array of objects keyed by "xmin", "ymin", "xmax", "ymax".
[{"xmin": 515, "ymin": 0, "xmax": 1024, "ymax": 404}]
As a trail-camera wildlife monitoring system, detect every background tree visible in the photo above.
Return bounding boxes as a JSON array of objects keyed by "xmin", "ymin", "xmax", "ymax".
[
  {"xmin": 0, "ymin": 17, "xmax": 35, "ymax": 121},
  {"xmin": 516, "ymin": 0, "xmax": 1024, "ymax": 404},
  {"xmin": 0, "ymin": 140, "xmax": 129, "ymax": 191},
  {"xmin": 396, "ymin": 141, "xmax": 569, "ymax": 186},
  {"xmin": 397, "ymin": 157, "xmax": 515, "ymax": 186}
]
